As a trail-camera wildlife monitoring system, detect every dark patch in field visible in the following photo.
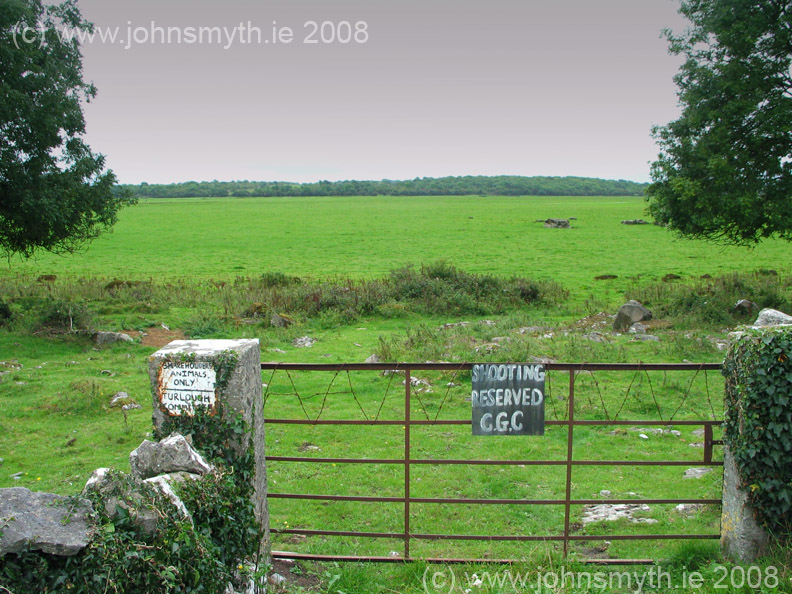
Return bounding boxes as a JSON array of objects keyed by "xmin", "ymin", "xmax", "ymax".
[
  {"xmin": 125, "ymin": 327, "xmax": 185, "ymax": 348},
  {"xmin": 269, "ymin": 559, "xmax": 321, "ymax": 592},
  {"xmin": 594, "ymin": 274, "xmax": 618, "ymax": 280}
]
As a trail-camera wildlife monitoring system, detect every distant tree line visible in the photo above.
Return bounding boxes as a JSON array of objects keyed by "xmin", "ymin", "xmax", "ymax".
[{"xmin": 119, "ymin": 176, "xmax": 647, "ymax": 199}]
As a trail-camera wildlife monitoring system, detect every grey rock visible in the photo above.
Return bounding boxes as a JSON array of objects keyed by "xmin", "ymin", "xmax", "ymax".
[
  {"xmin": 529, "ymin": 356, "xmax": 559, "ymax": 364},
  {"xmin": 130, "ymin": 433, "xmax": 212, "ymax": 480},
  {"xmin": 583, "ymin": 331, "xmax": 609, "ymax": 343},
  {"xmin": 675, "ymin": 503, "xmax": 704, "ymax": 514},
  {"xmin": 599, "ymin": 490, "xmax": 612, "ymax": 498},
  {"xmin": 10, "ymin": 472, "xmax": 22, "ymax": 480},
  {"xmin": 109, "ymin": 391, "xmax": 132, "ymax": 407},
  {"xmin": 684, "ymin": 467, "xmax": 713, "ymax": 479},
  {"xmin": 692, "ymin": 428, "xmax": 706, "ymax": 437},
  {"xmin": 292, "ymin": 336, "xmax": 315, "ymax": 348},
  {"xmin": 95, "ymin": 331, "xmax": 134, "ymax": 346},
  {"xmin": 441, "ymin": 321, "xmax": 470, "ymax": 330},
  {"xmin": 614, "ymin": 300, "xmax": 652, "ymax": 332},
  {"xmin": 516, "ymin": 326, "xmax": 547, "ymax": 334},
  {"xmin": 544, "ymin": 218, "xmax": 570, "ymax": 229},
  {"xmin": 721, "ymin": 448, "xmax": 770, "ymax": 562},
  {"xmin": 632, "ymin": 334, "xmax": 660, "ymax": 342},
  {"xmin": 582, "ymin": 503, "xmax": 657, "ymax": 525},
  {"xmin": 83, "ymin": 468, "xmax": 160, "ymax": 536},
  {"xmin": 365, "ymin": 354, "xmax": 380, "ymax": 364},
  {"xmin": 403, "ymin": 377, "xmax": 431, "ymax": 388},
  {"xmin": 735, "ymin": 299, "xmax": 758, "ymax": 312},
  {"xmin": 122, "ymin": 403, "xmax": 142, "ymax": 411},
  {"xmin": 270, "ymin": 313, "xmax": 294, "ymax": 328},
  {"xmin": 269, "ymin": 573, "xmax": 287, "ymax": 585},
  {"xmin": 621, "ymin": 219, "xmax": 649, "ymax": 225},
  {"xmin": 84, "ymin": 469, "xmax": 199, "ymax": 534},
  {"xmin": 753, "ymin": 308, "xmax": 792, "ymax": 327},
  {"xmin": 628, "ymin": 323, "xmax": 647, "ymax": 334},
  {"xmin": 0, "ymin": 487, "xmax": 94, "ymax": 556},
  {"xmin": 144, "ymin": 474, "xmax": 195, "ymax": 522}
]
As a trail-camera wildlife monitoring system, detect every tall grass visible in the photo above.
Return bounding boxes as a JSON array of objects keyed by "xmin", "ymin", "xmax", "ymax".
[
  {"xmin": 0, "ymin": 262, "xmax": 567, "ymax": 336},
  {"xmin": 626, "ymin": 271, "xmax": 792, "ymax": 329}
]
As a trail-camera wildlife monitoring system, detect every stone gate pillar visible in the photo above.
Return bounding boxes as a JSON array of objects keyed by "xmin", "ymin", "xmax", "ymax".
[{"xmin": 148, "ymin": 339, "xmax": 270, "ymax": 566}]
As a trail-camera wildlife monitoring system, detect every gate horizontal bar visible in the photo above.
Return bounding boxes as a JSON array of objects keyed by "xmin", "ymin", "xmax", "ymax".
[
  {"xmin": 267, "ymin": 456, "xmax": 723, "ymax": 466},
  {"xmin": 271, "ymin": 528, "xmax": 719, "ymax": 542},
  {"xmin": 264, "ymin": 418, "xmax": 724, "ymax": 426},
  {"xmin": 270, "ymin": 551, "xmax": 659, "ymax": 565},
  {"xmin": 269, "ymin": 492, "xmax": 721, "ymax": 506},
  {"xmin": 269, "ymin": 493, "xmax": 403, "ymax": 502},
  {"xmin": 270, "ymin": 551, "xmax": 535, "ymax": 564},
  {"xmin": 261, "ymin": 362, "xmax": 723, "ymax": 371}
]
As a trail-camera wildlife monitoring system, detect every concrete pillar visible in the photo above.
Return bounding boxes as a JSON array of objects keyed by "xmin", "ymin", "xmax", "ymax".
[
  {"xmin": 720, "ymin": 447, "xmax": 770, "ymax": 562},
  {"xmin": 148, "ymin": 339, "xmax": 270, "ymax": 566}
]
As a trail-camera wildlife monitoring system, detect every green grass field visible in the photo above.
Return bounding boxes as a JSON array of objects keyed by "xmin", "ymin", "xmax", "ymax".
[
  {"xmin": 4, "ymin": 195, "xmax": 791, "ymax": 304},
  {"xmin": 1, "ymin": 195, "xmax": 790, "ymax": 593}
]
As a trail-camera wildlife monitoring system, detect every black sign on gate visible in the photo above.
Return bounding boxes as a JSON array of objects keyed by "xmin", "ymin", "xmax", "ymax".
[{"xmin": 471, "ymin": 363, "xmax": 545, "ymax": 435}]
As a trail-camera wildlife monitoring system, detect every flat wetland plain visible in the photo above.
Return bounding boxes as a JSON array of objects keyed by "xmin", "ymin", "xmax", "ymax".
[
  {"xmin": 2, "ymin": 195, "xmax": 791, "ymax": 592},
  {"xmin": 6, "ymin": 195, "xmax": 792, "ymax": 291}
]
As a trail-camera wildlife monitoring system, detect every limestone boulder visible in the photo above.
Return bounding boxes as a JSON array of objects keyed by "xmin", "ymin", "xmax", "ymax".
[
  {"xmin": 0, "ymin": 487, "xmax": 94, "ymax": 556},
  {"xmin": 613, "ymin": 300, "xmax": 652, "ymax": 332},
  {"xmin": 83, "ymin": 468, "xmax": 196, "ymax": 536},
  {"xmin": 270, "ymin": 313, "xmax": 294, "ymax": 328},
  {"xmin": 95, "ymin": 331, "xmax": 134, "ymax": 346},
  {"xmin": 734, "ymin": 299, "xmax": 758, "ymax": 313},
  {"xmin": 722, "ymin": 449, "xmax": 770, "ymax": 562},
  {"xmin": 543, "ymin": 218, "xmax": 570, "ymax": 229},
  {"xmin": 130, "ymin": 433, "xmax": 213, "ymax": 480},
  {"xmin": 753, "ymin": 308, "xmax": 792, "ymax": 327}
]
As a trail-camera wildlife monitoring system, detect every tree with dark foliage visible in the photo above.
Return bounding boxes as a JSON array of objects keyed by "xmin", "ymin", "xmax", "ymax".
[
  {"xmin": 0, "ymin": 0, "xmax": 134, "ymax": 258},
  {"xmin": 648, "ymin": 0, "xmax": 792, "ymax": 245}
]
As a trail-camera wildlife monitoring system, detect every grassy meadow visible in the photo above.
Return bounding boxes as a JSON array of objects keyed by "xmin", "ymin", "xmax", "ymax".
[
  {"xmin": 1, "ymin": 194, "xmax": 791, "ymax": 592},
  {"xmin": 5, "ymin": 195, "xmax": 792, "ymax": 296}
]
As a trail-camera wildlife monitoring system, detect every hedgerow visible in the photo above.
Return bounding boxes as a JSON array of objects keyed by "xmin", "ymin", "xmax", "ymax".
[{"xmin": 723, "ymin": 327, "xmax": 792, "ymax": 538}]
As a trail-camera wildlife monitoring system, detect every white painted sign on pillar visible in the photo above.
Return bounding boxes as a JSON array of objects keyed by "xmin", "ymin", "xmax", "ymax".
[{"xmin": 157, "ymin": 360, "xmax": 217, "ymax": 416}]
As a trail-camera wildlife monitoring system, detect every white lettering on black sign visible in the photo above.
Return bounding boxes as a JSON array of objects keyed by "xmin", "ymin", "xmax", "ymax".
[
  {"xmin": 158, "ymin": 360, "xmax": 217, "ymax": 416},
  {"xmin": 471, "ymin": 363, "xmax": 545, "ymax": 435}
]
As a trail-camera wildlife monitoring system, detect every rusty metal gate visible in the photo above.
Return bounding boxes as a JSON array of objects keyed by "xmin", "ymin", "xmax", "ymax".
[{"xmin": 262, "ymin": 362, "xmax": 723, "ymax": 564}]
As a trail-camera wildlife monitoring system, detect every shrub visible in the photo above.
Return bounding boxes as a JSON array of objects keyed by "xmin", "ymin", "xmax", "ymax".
[
  {"xmin": 259, "ymin": 271, "xmax": 300, "ymax": 288},
  {"xmin": 33, "ymin": 299, "xmax": 96, "ymax": 334},
  {"xmin": 182, "ymin": 313, "xmax": 228, "ymax": 338},
  {"xmin": 0, "ymin": 300, "xmax": 11, "ymax": 325}
]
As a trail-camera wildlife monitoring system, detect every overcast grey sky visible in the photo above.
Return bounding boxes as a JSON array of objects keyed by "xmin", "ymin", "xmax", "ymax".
[{"xmin": 73, "ymin": 0, "xmax": 688, "ymax": 184}]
